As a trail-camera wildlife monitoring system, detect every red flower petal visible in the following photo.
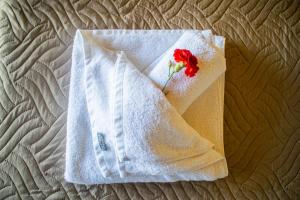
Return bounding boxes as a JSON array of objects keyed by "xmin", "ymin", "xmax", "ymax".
[
  {"xmin": 187, "ymin": 55, "xmax": 198, "ymax": 66},
  {"xmin": 184, "ymin": 65, "xmax": 199, "ymax": 77},
  {"xmin": 173, "ymin": 49, "xmax": 192, "ymax": 63}
]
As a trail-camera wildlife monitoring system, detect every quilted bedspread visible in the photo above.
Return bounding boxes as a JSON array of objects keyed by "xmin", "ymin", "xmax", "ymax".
[{"xmin": 0, "ymin": 0, "xmax": 299, "ymax": 199}]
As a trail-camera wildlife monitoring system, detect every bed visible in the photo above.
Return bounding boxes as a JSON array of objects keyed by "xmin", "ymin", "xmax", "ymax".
[{"xmin": 0, "ymin": 0, "xmax": 299, "ymax": 199}]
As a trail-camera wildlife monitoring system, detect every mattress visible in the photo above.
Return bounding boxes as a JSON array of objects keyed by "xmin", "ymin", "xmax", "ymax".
[{"xmin": 0, "ymin": 0, "xmax": 299, "ymax": 199}]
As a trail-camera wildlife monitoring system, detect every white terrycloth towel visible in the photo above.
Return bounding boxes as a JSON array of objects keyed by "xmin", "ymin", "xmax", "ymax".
[{"xmin": 65, "ymin": 29, "xmax": 228, "ymax": 184}]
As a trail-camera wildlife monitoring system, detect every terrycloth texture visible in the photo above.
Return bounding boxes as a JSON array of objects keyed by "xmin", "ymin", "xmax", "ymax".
[
  {"xmin": 65, "ymin": 29, "xmax": 227, "ymax": 184},
  {"xmin": 147, "ymin": 31, "xmax": 226, "ymax": 114}
]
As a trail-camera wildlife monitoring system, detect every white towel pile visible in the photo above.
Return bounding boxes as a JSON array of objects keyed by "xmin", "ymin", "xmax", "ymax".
[{"xmin": 65, "ymin": 29, "xmax": 227, "ymax": 184}]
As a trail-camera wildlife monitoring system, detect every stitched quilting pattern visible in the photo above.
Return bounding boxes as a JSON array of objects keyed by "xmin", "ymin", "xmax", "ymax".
[{"xmin": 0, "ymin": 0, "xmax": 299, "ymax": 199}]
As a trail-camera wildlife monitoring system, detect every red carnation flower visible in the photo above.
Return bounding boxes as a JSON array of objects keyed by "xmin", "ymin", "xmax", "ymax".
[
  {"xmin": 162, "ymin": 49, "xmax": 200, "ymax": 94},
  {"xmin": 173, "ymin": 49, "xmax": 199, "ymax": 77}
]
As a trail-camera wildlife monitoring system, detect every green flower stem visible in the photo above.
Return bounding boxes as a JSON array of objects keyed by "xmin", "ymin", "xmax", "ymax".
[
  {"xmin": 162, "ymin": 61, "xmax": 185, "ymax": 94},
  {"xmin": 162, "ymin": 71, "xmax": 175, "ymax": 94}
]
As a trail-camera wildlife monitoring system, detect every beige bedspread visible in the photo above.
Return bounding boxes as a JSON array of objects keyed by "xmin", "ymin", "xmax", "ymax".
[{"xmin": 0, "ymin": 0, "xmax": 299, "ymax": 199}]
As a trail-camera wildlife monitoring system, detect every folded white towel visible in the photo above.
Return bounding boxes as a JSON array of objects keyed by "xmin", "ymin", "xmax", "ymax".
[
  {"xmin": 65, "ymin": 29, "xmax": 228, "ymax": 184},
  {"xmin": 147, "ymin": 31, "xmax": 226, "ymax": 114}
]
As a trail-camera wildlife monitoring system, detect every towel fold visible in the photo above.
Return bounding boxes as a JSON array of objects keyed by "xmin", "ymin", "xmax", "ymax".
[{"xmin": 65, "ymin": 29, "xmax": 228, "ymax": 184}]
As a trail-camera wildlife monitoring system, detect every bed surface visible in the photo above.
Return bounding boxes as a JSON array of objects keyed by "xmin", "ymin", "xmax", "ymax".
[{"xmin": 0, "ymin": 0, "xmax": 299, "ymax": 199}]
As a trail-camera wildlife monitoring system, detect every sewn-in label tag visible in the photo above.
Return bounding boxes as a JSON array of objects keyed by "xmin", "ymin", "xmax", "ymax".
[{"xmin": 97, "ymin": 132, "xmax": 107, "ymax": 151}]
